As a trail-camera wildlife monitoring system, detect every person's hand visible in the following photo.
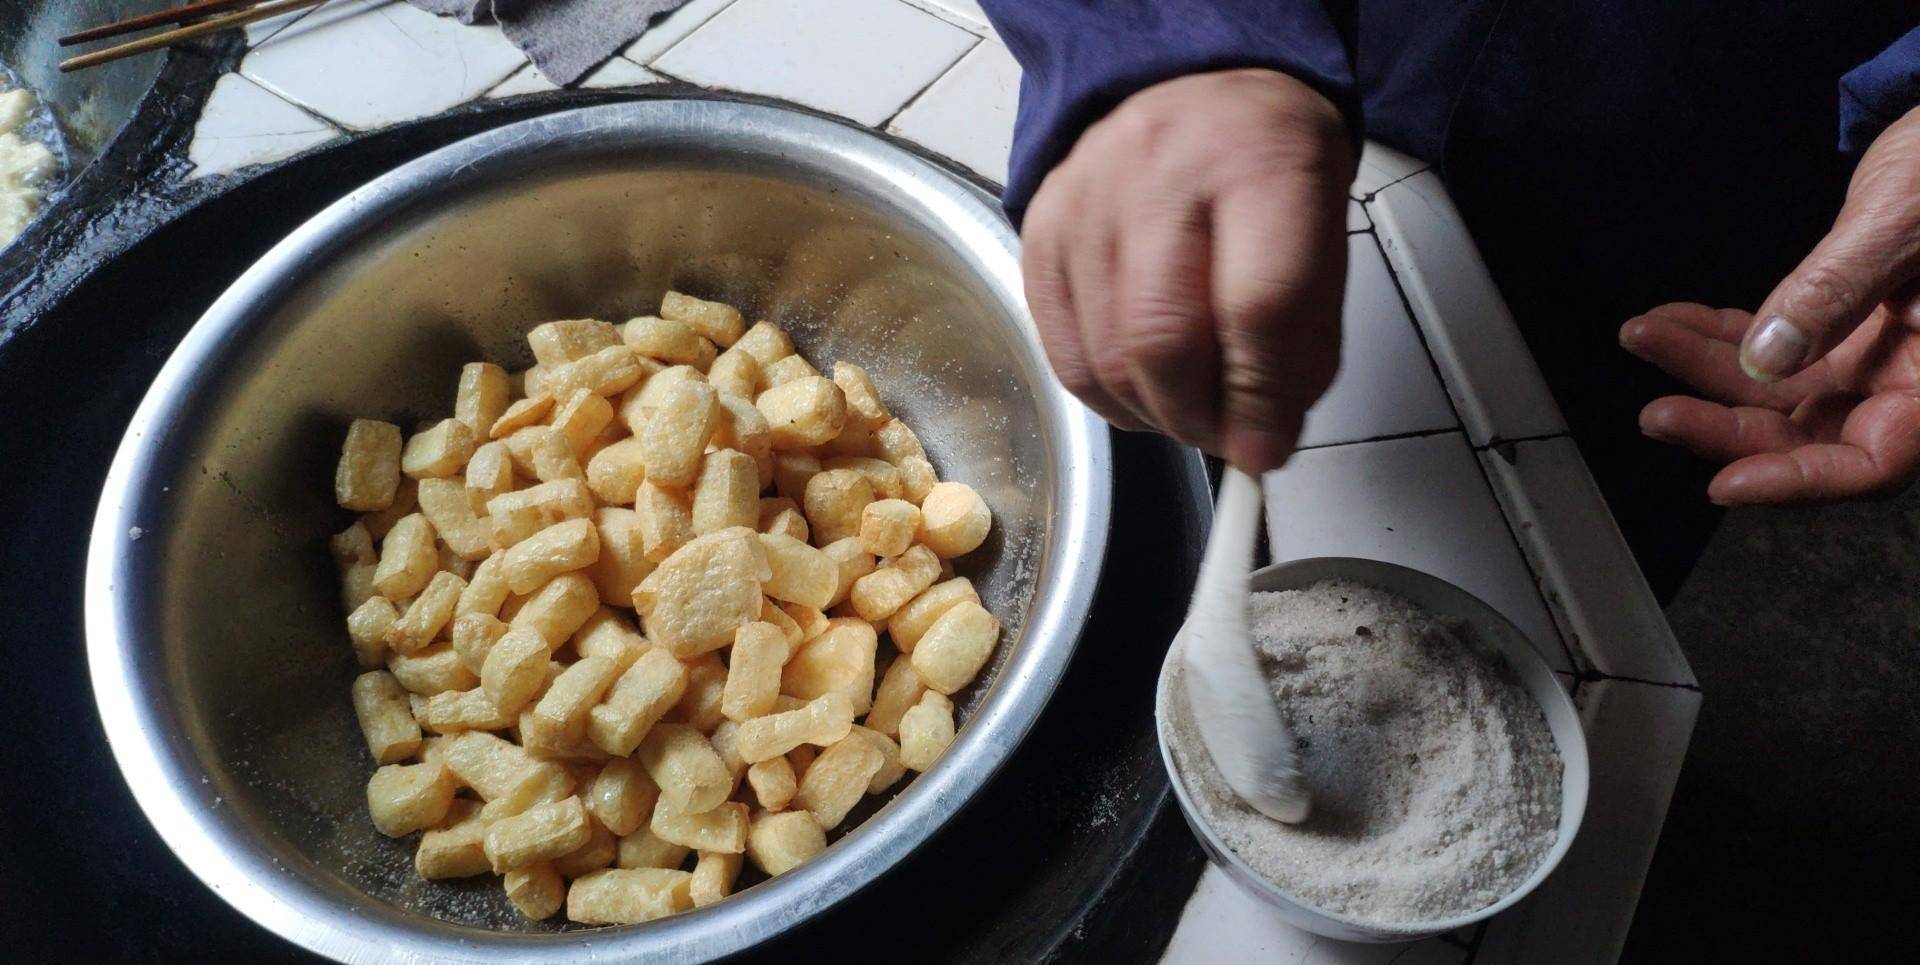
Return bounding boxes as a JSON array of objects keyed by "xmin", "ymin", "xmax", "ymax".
[
  {"xmin": 1619, "ymin": 106, "xmax": 1920, "ymax": 505},
  {"xmin": 1020, "ymin": 69, "xmax": 1354, "ymax": 472}
]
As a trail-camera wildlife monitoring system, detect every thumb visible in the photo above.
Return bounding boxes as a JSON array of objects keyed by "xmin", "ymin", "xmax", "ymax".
[{"xmin": 1739, "ymin": 151, "xmax": 1920, "ymax": 383}]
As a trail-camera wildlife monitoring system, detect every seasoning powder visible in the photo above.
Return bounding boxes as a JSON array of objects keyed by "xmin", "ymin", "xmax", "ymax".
[{"xmin": 1167, "ymin": 579, "xmax": 1562, "ymax": 926}]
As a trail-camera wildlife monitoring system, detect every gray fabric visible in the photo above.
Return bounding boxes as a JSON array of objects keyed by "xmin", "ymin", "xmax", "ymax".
[{"xmin": 405, "ymin": 0, "xmax": 690, "ymax": 87}]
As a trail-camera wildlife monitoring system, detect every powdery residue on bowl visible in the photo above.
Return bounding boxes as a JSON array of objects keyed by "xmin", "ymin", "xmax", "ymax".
[{"xmin": 1167, "ymin": 578, "xmax": 1562, "ymax": 927}]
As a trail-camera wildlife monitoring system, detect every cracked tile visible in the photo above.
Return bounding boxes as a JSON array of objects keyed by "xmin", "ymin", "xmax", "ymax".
[
  {"xmin": 486, "ymin": 58, "xmax": 663, "ymax": 98},
  {"xmin": 654, "ymin": 0, "xmax": 975, "ymax": 126},
  {"xmin": 187, "ymin": 73, "xmax": 337, "ymax": 179},
  {"xmin": 240, "ymin": 0, "xmax": 525, "ymax": 131},
  {"xmin": 887, "ymin": 38, "xmax": 1018, "ymax": 183},
  {"xmin": 898, "ymin": 0, "xmax": 991, "ymax": 34}
]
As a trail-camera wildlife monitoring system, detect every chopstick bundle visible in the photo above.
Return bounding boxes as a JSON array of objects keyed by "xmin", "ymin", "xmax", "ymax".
[{"xmin": 59, "ymin": 0, "xmax": 327, "ymax": 73}]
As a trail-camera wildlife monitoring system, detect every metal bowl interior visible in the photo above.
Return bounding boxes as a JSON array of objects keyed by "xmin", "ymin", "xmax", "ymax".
[
  {"xmin": 86, "ymin": 99, "xmax": 1110, "ymax": 962},
  {"xmin": 1155, "ymin": 556, "xmax": 1589, "ymax": 942}
]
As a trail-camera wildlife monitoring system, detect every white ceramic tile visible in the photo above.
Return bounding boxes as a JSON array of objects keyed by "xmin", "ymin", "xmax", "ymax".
[
  {"xmin": 1162, "ymin": 868, "xmax": 1466, "ymax": 964},
  {"xmin": 1480, "ymin": 438, "xmax": 1696, "ymax": 685},
  {"xmin": 622, "ymin": 0, "xmax": 737, "ymax": 64},
  {"xmin": 899, "ymin": 0, "xmax": 991, "ymax": 33},
  {"xmin": 887, "ymin": 39, "xmax": 1017, "ymax": 183},
  {"xmin": 486, "ymin": 58, "xmax": 663, "ymax": 98},
  {"xmin": 1473, "ymin": 679, "xmax": 1700, "ymax": 964},
  {"xmin": 1262, "ymin": 431, "xmax": 1572, "ymax": 672},
  {"xmin": 654, "ymin": 0, "xmax": 976, "ymax": 127},
  {"xmin": 240, "ymin": 0, "xmax": 526, "ymax": 131},
  {"xmin": 186, "ymin": 73, "xmax": 339, "ymax": 179},
  {"xmin": 1370, "ymin": 171, "xmax": 1568, "ymax": 445},
  {"xmin": 244, "ymin": 4, "xmax": 312, "ymax": 44},
  {"xmin": 1296, "ymin": 233, "xmax": 1456, "ymax": 448},
  {"xmin": 1349, "ymin": 141, "xmax": 1428, "ymax": 199},
  {"xmin": 1347, "ymin": 199, "xmax": 1370, "ymax": 233}
]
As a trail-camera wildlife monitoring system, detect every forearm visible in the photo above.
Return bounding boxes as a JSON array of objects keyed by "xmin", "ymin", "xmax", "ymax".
[{"xmin": 976, "ymin": 0, "xmax": 1361, "ymax": 222}]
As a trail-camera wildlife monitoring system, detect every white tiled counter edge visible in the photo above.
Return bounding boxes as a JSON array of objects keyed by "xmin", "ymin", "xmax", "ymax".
[{"xmin": 169, "ymin": 5, "xmax": 1698, "ymax": 961}]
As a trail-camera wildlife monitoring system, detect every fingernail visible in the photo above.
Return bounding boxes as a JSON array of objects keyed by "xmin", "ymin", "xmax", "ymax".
[{"xmin": 1738, "ymin": 315, "xmax": 1810, "ymax": 383}]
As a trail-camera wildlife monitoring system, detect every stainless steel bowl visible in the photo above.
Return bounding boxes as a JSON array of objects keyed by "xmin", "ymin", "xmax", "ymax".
[
  {"xmin": 1156, "ymin": 557, "xmax": 1588, "ymax": 942},
  {"xmin": 85, "ymin": 99, "xmax": 1112, "ymax": 962}
]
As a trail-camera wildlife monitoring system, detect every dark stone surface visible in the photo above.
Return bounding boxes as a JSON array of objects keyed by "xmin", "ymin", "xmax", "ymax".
[
  {"xmin": 0, "ymin": 81, "xmax": 1207, "ymax": 962},
  {"xmin": 1623, "ymin": 493, "xmax": 1920, "ymax": 962}
]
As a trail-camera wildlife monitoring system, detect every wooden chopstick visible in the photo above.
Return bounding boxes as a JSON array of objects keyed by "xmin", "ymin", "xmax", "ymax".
[
  {"xmin": 59, "ymin": 0, "xmax": 271, "ymax": 46},
  {"xmin": 59, "ymin": 0, "xmax": 327, "ymax": 73}
]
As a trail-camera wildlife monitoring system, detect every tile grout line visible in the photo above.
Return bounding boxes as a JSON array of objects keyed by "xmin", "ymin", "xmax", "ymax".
[
  {"xmin": 638, "ymin": 0, "xmax": 743, "ymax": 68},
  {"xmin": 1353, "ymin": 165, "xmax": 1431, "ymax": 203},
  {"xmin": 878, "ymin": 34, "xmax": 984, "ymax": 130},
  {"xmin": 1574, "ymin": 670, "xmax": 1701, "ymax": 692},
  {"xmin": 1450, "ymin": 430, "xmax": 1586, "ymax": 673},
  {"xmin": 219, "ymin": 70, "xmax": 351, "ymax": 137},
  {"xmin": 1474, "ymin": 430, "xmax": 1572, "ymax": 450},
  {"xmin": 1293, "ymin": 425, "xmax": 1456, "ymax": 453},
  {"xmin": 895, "ymin": 0, "xmax": 994, "ymax": 36}
]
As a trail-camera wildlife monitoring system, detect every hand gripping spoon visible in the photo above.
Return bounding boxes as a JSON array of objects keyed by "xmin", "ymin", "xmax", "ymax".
[{"xmin": 1178, "ymin": 467, "xmax": 1311, "ymax": 823}]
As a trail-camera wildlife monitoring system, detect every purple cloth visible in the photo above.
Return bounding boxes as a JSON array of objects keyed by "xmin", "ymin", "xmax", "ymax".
[
  {"xmin": 406, "ymin": 0, "xmax": 689, "ymax": 86},
  {"xmin": 1841, "ymin": 25, "xmax": 1920, "ymax": 155}
]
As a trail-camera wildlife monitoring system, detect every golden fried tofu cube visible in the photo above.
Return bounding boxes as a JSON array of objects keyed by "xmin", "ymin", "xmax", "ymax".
[
  {"xmin": 571, "ymin": 607, "xmax": 647, "ymax": 665},
  {"xmin": 802, "ymin": 468, "xmax": 873, "ymax": 545},
  {"xmin": 346, "ymin": 596, "xmax": 400, "ymax": 669},
  {"xmin": 484, "ymin": 795, "xmax": 591, "ymax": 873},
  {"xmin": 553, "ymin": 387, "xmax": 615, "ymax": 457},
  {"xmin": 673, "ymin": 652, "xmax": 729, "ymax": 732},
  {"xmin": 336, "ymin": 419, "xmax": 403, "ymax": 511},
  {"xmin": 745, "ymin": 810, "xmax": 825, "ymax": 877},
  {"xmin": 504, "ymin": 862, "xmax": 566, "ymax": 920},
  {"xmin": 367, "ymin": 761, "xmax": 456, "ymax": 837},
  {"xmin": 632, "ymin": 528, "xmax": 769, "ymax": 657},
  {"xmin": 690, "ymin": 850, "xmax": 743, "ymax": 907},
  {"xmin": 772, "ymin": 452, "xmax": 822, "ymax": 503},
  {"xmin": 659, "ymin": 291, "xmax": 746, "ymax": 347},
  {"xmin": 758, "ymin": 532, "xmax": 837, "ymax": 610},
  {"xmin": 585, "ymin": 437, "xmax": 648, "ymax": 505},
  {"xmin": 898, "ymin": 455, "xmax": 938, "ymax": 504},
  {"xmin": 871, "ymin": 418, "xmax": 926, "ymax": 465},
  {"xmin": 636, "ymin": 723, "xmax": 732, "ymax": 815},
  {"xmin": 849, "ymin": 544, "xmax": 941, "ymax": 622},
  {"xmin": 388, "ymin": 643, "xmax": 478, "ymax": 696},
  {"xmin": 528, "ymin": 319, "xmax": 622, "ymax": 366},
  {"xmin": 481, "ymin": 626, "xmax": 552, "ymax": 716},
  {"xmin": 722, "ymin": 622, "xmax": 790, "ymax": 722},
  {"xmin": 508, "ymin": 572, "xmax": 600, "ymax": 648},
  {"xmin": 416, "ymin": 799, "xmax": 490, "ymax": 879},
  {"xmin": 456, "ymin": 554, "xmax": 512, "ymax": 618},
  {"xmin": 533, "ymin": 655, "xmax": 623, "ymax": 742},
  {"xmin": 566, "ymin": 868, "xmax": 694, "ymax": 924},
  {"xmin": 547, "ymin": 345, "xmax": 652, "ymax": 401},
  {"xmin": 781, "ymin": 618, "xmax": 877, "ymax": 715},
  {"xmin": 756, "ymin": 376, "xmax": 846, "ymax": 450},
  {"xmin": 500, "ymin": 517, "xmax": 601, "ymax": 595},
  {"xmin": 487, "ymin": 478, "xmax": 595, "ymax": 549},
  {"xmin": 910, "ymin": 601, "xmax": 1000, "ymax": 695},
  {"xmin": 857, "ymin": 498, "xmax": 921, "ymax": 558},
  {"xmin": 588, "ymin": 647, "xmax": 689, "ymax": 756},
  {"xmin": 652, "ymin": 799, "xmax": 750, "ymax": 856},
  {"xmin": 823, "ymin": 455, "xmax": 903, "ymax": 500},
  {"xmin": 401, "ymin": 418, "xmax": 478, "ymax": 480},
  {"xmin": 359, "ymin": 476, "xmax": 418, "ymax": 539},
  {"xmin": 759, "ymin": 354, "xmax": 820, "ymax": 390},
  {"xmin": 416, "ymin": 477, "xmax": 491, "ymax": 560},
  {"xmin": 708, "ymin": 348, "xmax": 759, "ymax": 400},
  {"xmin": 552, "ymin": 817, "xmax": 619, "ymax": 878},
  {"xmin": 625, "ymin": 315, "xmax": 716, "ymax": 368},
  {"xmin": 919, "ymin": 481, "xmax": 992, "ymax": 558},
  {"xmin": 616, "ymin": 830, "xmax": 689, "ymax": 871},
  {"xmin": 455, "ymin": 362, "xmax": 511, "ymax": 439},
  {"xmin": 899, "ymin": 691, "xmax": 957, "ymax": 772},
  {"xmin": 384, "ymin": 570, "xmax": 467, "ymax": 654},
  {"xmin": 590, "ymin": 757, "xmax": 660, "ymax": 837},
  {"xmin": 830, "ymin": 361, "xmax": 890, "ymax": 430},
  {"xmin": 691, "ymin": 449, "xmax": 760, "ymax": 535},
  {"xmin": 638, "ymin": 379, "xmax": 719, "ymax": 488},
  {"xmin": 888, "ymin": 577, "xmax": 980, "ymax": 652},
  {"xmin": 746, "ymin": 756, "xmax": 797, "ymax": 812},
  {"xmin": 372, "ymin": 513, "xmax": 438, "ymax": 600},
  {"xmin": 865, "ymin": 654, "xmax": 929, "ymax": 737},
  {"xmin": 851, "ymin": 724, "xmax": 906, "ymax": 793},
  {"xmin": 796, "ymin": 732, "xmax": 886, "ymax": 830},
  {"xmin": 731, "ymin": 320, "xmax": 794, "ymax": 368},
  {"xmin": 352, "ymin": 670, "xmax": 422, "ymax": 763},
  {"xmin": 735, "ymin": 692, "xmax": 854, "ymax": 764}
]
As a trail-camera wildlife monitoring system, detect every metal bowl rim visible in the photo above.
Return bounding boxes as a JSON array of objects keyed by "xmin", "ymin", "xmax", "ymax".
[
  {"xmin": 1153, "ymin": 555, "xmax": 1590, "ymax": 941},
  {"xmin": 84, "ymin": 97, "xmax": 1113, "ymax": 963}
]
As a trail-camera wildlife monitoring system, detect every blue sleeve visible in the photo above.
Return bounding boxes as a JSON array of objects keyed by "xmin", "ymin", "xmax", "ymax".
[
  {"xmin": 976, "ymin": 0, "xmax": 1361, "ymax": 223},
  {"xmin": 1839, "ymin": 26, "xmax": 1920, "ymax": 155}
]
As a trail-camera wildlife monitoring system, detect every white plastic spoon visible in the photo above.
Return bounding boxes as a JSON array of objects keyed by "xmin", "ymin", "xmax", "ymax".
[{"xmin": 1178, "ymin": 467, "xmax": 1311, "ymax": 823}]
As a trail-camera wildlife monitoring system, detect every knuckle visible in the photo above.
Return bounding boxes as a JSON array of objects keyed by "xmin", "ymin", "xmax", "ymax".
[
  {"xmin": 1119, "ymin": 299, "xmax": 1209, "ymax": 372},
  {"xmin": 1790, "ymin": 262, "xmax": 1867, "ymax": 323}
]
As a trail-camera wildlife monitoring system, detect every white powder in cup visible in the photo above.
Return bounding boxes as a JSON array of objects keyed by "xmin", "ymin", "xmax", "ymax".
[{"xmin": 1166, "ymin": 578, "xmax": 1562, "ymax": 926}]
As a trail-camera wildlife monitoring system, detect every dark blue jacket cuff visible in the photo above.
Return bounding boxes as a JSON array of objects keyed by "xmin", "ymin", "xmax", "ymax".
[
  {"xmin": 978, "ymin": 0, "xmax": 1361, "ymax": 225},
  {"xmin": 1840, "ymin": 25, "xmax": 1920, "ymax": 155}
]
